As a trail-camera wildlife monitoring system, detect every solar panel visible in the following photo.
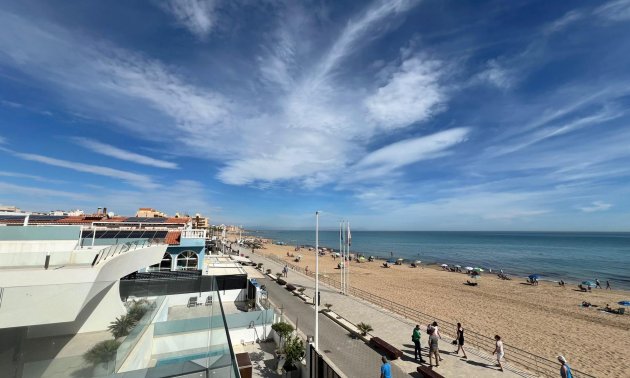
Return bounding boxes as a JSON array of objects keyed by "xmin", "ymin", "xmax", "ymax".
[
  {"xmin": 0, "ymin": 215, "xmax": 26, "ymax": 221},
  {"xmin": 123, "ymin": 217, "xmax": 168, "ymax": 223}
]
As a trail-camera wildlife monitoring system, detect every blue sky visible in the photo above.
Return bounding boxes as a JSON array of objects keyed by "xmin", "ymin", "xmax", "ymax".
[{"xmin": 1, "ymin": 0, "xmax": 630, "ymax": 231}]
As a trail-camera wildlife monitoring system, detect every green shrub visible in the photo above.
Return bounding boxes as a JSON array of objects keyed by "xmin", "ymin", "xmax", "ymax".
[
  {"xmin": 83, "ymin": 340, "xmax": 121, "ymax": 365},
  {"xmin": 283, "ymin": 335, "xmax": 305, "ymax": 370}
]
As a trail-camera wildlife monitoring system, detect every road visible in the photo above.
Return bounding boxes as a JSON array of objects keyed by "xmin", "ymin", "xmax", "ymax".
[{"xmin": 259, "ymin": 275, "xmax": 408, "ymax": 378}]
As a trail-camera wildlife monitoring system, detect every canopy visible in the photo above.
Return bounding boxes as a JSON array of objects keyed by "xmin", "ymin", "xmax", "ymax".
[
  {"xmin": 473, "ymin": 267, "xmax": 484, "ymax": 272},
  {"xmin": 388, "ymin": 259, "xmax": 397, "ymax": 264},
  {"xmin": 528, "ymin": 274, "xmax": 540, "ymax": 280},
  {"xmin": 441, "ymin": 263, "xmax": 448, "ymax": 267},
  {"xmin": 618, "ymin": 301, "xmax": 630, "ymax": 306},
  {"xmin": 581, "ymin": 281, "xmax": 595, "ymax": 287},
  {"xmin": 465, "ymin": 266, "xmax": 474, "ymax": 271},
  {"xmin": 455, "ymin": 265, "xmax": 462, "ymax": 268}
]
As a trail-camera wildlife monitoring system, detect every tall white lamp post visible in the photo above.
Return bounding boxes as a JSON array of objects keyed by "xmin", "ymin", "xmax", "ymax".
[{"xmin": 315, "ymin": 211, "xmax": 320, "ymax": 350}]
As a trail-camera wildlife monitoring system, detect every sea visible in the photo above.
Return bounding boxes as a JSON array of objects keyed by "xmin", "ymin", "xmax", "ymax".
[{"xmin": 248, "ymin": 230, "xmax": 630, "ymax": 290}]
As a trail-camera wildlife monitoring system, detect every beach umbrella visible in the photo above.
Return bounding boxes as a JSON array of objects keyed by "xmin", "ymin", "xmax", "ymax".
[
  {"xmin": 441, "ymin": 263, "xmax": 448, "ymax": 267},
  {"xmin": 581, "ymin": 280, "xmax": 596, "ymax": 287},
  {"xmin": 618, "ymin": 301, "xmax": 630, "ymax": 306},
  {"xmin": 473, "ymin": 267, "xmax": 484, "ymax": 272},
  {"xmin": 528, "ymin": 274, "xmax": 540, "ymax": 280},
  {"xmin": 455, "ymin": 265, "xmax": 462, "ymax": 268},
  {"xmin": 465, "ymin": 266, "xmax": 474, "ymax": 271}
]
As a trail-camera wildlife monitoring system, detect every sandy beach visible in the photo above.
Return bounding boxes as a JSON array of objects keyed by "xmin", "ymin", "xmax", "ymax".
[{"xmin": 241, "ymin": 237, "xmax": 629, "ymax": 377}]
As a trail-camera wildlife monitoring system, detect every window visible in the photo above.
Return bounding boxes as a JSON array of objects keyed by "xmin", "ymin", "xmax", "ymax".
[
  {"xmin": 149, "ymin": 253, "xmax": 172, "ymax": 271},
  {"xmin": 176, "ymin": 251, "xmax": 198, "ymax": 271}
]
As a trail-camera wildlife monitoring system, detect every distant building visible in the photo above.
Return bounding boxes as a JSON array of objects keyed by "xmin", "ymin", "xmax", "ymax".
[
  {"xmin": 136, "ymin": 207, "xmax": 167, "ymax": 217},
  {"xmin": 193, "ymin": 213, "xmax": 210, "ymax": 229},
  {"xmin": 0, "ymin": 205, "xmax": 22, "ymax": 213}
]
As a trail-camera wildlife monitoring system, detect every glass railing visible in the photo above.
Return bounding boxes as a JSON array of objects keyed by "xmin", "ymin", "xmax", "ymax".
[
  {"xmin": 115, "ymin": 296, "xmax": 165, "ymax": 371},
  {"xmin": 1, "ymin": 275, "xmax": 242, "ymax": 378}
]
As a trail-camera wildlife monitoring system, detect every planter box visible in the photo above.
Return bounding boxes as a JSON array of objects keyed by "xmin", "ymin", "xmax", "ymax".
[
  {"xmin": 286, "ymin": 284, "xmax": 297, "ymax": 292},
  {"xmin": 277, "ymin": 278, "xmax": 287, "ymax": 285}
]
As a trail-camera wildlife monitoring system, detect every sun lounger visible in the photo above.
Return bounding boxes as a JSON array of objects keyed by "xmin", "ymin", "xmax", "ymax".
[
  {"xmin": 205, "ymin": 296, "xmax": 213, "ymax": 306},
  {"xmin": 187, "ymin": 296, "xmax": 198, "ymax": 308}
]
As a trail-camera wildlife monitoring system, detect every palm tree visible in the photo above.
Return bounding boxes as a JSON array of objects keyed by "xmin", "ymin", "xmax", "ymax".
[
  {"xmin": 356, "ymin": 322, "xmax": 373, "ymax": 336},
  {"xmin": 108, "ymin": 315, "xmax": 135, "ymax": 338}
]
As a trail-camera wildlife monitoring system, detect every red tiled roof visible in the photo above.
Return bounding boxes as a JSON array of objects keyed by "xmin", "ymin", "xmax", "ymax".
[
  {"xmin": 165, "ymin": 217, "xmax": 190, "ymax": 224},
  {"xmin": 165, "ymin": 230, "xmax": 181, "ymax": 245}
]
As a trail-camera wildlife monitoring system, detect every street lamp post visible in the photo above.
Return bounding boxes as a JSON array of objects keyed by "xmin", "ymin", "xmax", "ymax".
[{"xmin": 315, "ymin": 211, "xmax": 319, "ymax": 350}]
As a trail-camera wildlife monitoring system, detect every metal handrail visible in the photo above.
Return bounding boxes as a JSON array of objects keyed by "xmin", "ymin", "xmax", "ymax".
[{"xmin": 260, "ymin": 253, "xmax": 596, "ymax": 378}]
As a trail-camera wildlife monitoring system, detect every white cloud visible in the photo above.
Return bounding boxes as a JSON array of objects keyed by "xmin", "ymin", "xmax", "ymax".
[
  {"xmin": 544, "ymin": 10, "xmax": 584, "ymax": 34},
  {"xmin": 352, "ymin": 128, "xmax": 469, "ymax": 180},
  {"xmin": 578, "ymin": 201, "xmax": 612, "ymax": 213},
  {"xmin": 72, "ymin": 137, "xmax": 178, "ymax": 169},
  {"xmin": 475, "ymin": 59, "xmax": 513, "ymax": 89},
  {"xmin": 594, "ymin": 0, "xmax": 630, "ymax": 22},
  {"xmin": 0, "ymin": 171, "xmax": 65, "ymax": 184},
  {"xmin": 365, "ymin": 56, "xmax": 447, "ymax": 129},
  {"xmin": 161, "ymin": 0, "xmax": 219, "ymax": 39},
  {"xmin": 0, "ymin": 182, "xmax": 91, "ymax": 201},
  {"xmin": 5, "ymin": 149, "xmax": 158, "ymax": 189}
]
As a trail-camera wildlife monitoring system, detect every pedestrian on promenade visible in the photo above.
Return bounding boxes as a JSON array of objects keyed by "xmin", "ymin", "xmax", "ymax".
[
  {"xmin": 493, "ymin": 335, "xmax": 504, "ymax": 372},
  {"xmin": 606, "ymin": 280, "xmax": 611, "ymax": 290},
  {"xmin": 596, "ymin": 279, "xmax": 602, "ymax": 289},
  {"xmin": 428, "ymin": 328, "xmax": 441, "ymax": 367},
  {"xmin": 283, "ymin": 264, "xmax": 288, "ymax": 277},
  {"xmin": 454, "ymin": 322, "xmax": 468, "ymax": 359},
  {"xmin": 380, "ymin": 356, "xmax": 392, "ymax": 378},
  {"xmin": 305, "ymin": 265, "xmax": 309, "ymax": 275},
  {"xmin": 412, "ymin": 324, "xmax": 424, "ymax": 362},
  {"xmin": 557, "ymin": 355, "xmax": 573, "ymax": 378},
  {"xmin": 431, "ymin": 321, "xmax": 442, "ymax": 339}
]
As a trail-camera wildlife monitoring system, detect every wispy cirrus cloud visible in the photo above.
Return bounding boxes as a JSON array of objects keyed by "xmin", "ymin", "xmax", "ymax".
[
  {"xmin": 72, "ymin": 137, "xmax": 178, "ymax": 169},
  {"xmin": 350, "ymin": 128, "xmax": 469, "ymax": 181},
  {"xmin": 160, "ymin": 0, "xmax": 219, "ymax": 39},
  {"xmin": 2, "ymin": 148, "xmax": 159, "ymax": 189},
  {"xmin": 578, "ymin": 201, "xmax": 612, "ymax": 213},
  {"xmin": 594, "ymin": 0, "xmax": 630, "ymax": 22}
]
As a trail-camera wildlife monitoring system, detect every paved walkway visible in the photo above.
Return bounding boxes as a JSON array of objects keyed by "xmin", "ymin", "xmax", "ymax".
[{"xmin": 248, "ymin": 251, "xmax": 524, "ymax": 378}]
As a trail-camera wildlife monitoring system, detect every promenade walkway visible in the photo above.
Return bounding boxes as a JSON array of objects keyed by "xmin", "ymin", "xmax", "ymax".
[{"xmin": 247, "ymin": 251, "xmax": 525, "ymax": 378}]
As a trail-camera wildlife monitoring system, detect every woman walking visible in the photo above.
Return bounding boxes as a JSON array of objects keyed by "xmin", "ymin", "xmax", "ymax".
[
  {"xmin": 493, "ymin": 335, "xmax": 504, "ymax": 372},
  {"xmin": 454, "ymin": 323, "xmax": 468, "ymax": 359}
]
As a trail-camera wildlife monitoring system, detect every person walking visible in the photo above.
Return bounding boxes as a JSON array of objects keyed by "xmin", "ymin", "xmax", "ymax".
[
  {"xmin": 454, "ymin": 322, "xmax": 468, "ymax": 359},
  {"xmin": 493, "ymin": 335, "xmax": 504, "ymax": 372},
  {"xmin": 431, "ymin": 321, "xmax": 442, "ymax": 340},
  {"xmin": 305, "ymin": 265, "xmax": 309, "ymax": 275},
  {"xmin": 283, "ymin": 264, "xmax": 288, "ymax": 277},
  {"xmin": 380, "ymin": 356, "xmax": 392, "ymax": 378},
  {"xmin": 428, "ymin": 328, "xmax": 441, "ymax": 367},
  {"xmin": 596, "ymin": 279, "xmax": 602, "ymax": 289},
  {"xmin": 412, "ymin": 324, "xmax": 425, "ymax": 362},
  {"xmin": 557, "ymin": 355, "xmax": 573, "ymax": 378},
  {"xmin": 606, "ymin": 280, "xmax": 611, "ymax": 290}
]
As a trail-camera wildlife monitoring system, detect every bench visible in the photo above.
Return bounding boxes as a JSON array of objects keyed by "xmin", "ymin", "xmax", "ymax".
[
  {"xmin": 277, "ymin": 278, "xmax": 287, "ymax": 285},
  {"xmin": 369, "ymin": 337, "xmax": 402, "ymax": 360},
  {"xmin": 285, "ymin": 284, "xmax": 297, "ymax": 292},
  {"xmin": 417, "ymin": 366, "xmax": 445, "ymax": 378}
]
